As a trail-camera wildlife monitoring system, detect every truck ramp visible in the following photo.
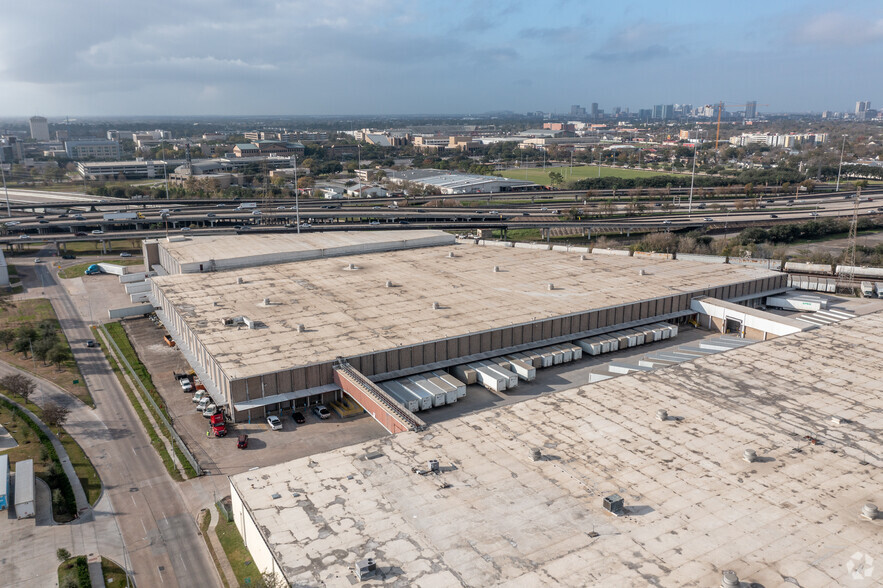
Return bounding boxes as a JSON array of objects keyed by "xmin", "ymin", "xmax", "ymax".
[{"xmin": 333, "ymin": 359, "xmax": 425, "ymax": 434}]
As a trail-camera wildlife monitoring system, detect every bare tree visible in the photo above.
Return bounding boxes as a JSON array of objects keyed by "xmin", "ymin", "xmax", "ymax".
[
  {"xmin": 43, "ymin": 402, "xmax": 71, "ymax": 427},
  {"xmin": 0, "ymin": 374, "xmax": 36, "ymax": 402}
]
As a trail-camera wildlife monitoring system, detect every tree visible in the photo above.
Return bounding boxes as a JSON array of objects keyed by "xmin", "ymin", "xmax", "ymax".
[
  {"xmin": 0, "ymin": 329, "xmax": 14, "ymax": 350},
  {"xmin": 0, "ymin": 373, "xmax": 36, "ymax": 401},
  {"xmin": 32, "ymin": 338, "xmax": 55, "ymax": 365},
  {"xmin": 43, "ymin": 402, "xmax": 71, "ymax": 427},
  {"xmin": 548, "ymin": 171, "xmax": 564, "ymax": 187},
  {"xmin": 56, "ymin": 548, "xmax": 71, "ymax": 562}
]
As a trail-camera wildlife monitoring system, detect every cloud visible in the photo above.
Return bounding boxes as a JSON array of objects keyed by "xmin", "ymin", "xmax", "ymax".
[
  {"xmin": 793, "ymin": 12, "xmax": 883, "ymax": 46},
  {"xmin": 587, "ymin": 21, "xmax": 682, "ymax": 62},
  {"xmin": 519, "ymin": 26, "xmax": 583, "ymax": 43}
]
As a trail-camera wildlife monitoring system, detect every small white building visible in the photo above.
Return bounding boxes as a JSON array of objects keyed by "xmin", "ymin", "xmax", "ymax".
[{"xmin": 346, "ymin": 185, "xmax": 387, "ymax": 198}]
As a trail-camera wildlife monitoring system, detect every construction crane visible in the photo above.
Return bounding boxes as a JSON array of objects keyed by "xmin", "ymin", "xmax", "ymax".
[{"xmin": 709, "ymin": 102, "xmax": 770, "ymax": 149}]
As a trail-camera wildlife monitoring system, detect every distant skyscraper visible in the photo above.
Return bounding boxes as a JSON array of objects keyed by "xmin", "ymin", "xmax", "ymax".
[
  {"xmin": 855, "ymin": 101, "xmax": 871, "ymax": 115},
  {"xmin": 745, "ymin": 101, "xmax": 757, "ymax": 119},
  {"xmin": 29, "ymin": 116, "xmax": 49, "ymax": 141},
  {"xmin": 591, "ymin": 103, "xmax": 599, "ymax": 119}
]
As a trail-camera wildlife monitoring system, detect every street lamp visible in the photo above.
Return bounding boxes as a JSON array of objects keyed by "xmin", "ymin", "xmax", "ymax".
[
  {"xmin": 835, "ymin": 135, "xmax": 847, "ymax": 192},
  {"xmin": 0, "ymin": 163, "xmax": 10, "ymax": 217},
  {"xmin": 293, "ymin": 155, "xmax": 300, "ymax": 234},
  {"xmin": 687, "ymin": 139, "xmax": 698, "ymax": 215}
]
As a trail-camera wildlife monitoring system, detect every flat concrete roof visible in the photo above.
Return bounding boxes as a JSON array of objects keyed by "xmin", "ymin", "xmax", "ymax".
[
  {"xmin": 152, "ymin": 239, "xmax": 779, "ymax": 380},
  {"xmin": 231, "ymin": 313, "xmax": 883, "ymax": 587},
  {"xmin": 157, "ymin": 230, "xmax": 453, "ymax": 267}
]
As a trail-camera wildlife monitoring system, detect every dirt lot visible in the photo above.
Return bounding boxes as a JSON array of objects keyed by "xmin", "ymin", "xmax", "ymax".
[{"xmin": 121, "ymin": 316, "xmax": 387, "ymax": 477}]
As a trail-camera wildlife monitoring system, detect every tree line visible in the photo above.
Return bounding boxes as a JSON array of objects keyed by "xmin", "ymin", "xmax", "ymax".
[{"xmin": 0, "ymin": 319, "xmax": 73, "ymax": 369}]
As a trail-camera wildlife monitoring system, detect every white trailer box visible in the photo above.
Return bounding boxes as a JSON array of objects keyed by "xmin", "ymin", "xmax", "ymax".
[
  {"xmin": 765, "ymin": 295, "xmax": 828, "ymax": 312},
  {"xmin": 475, "ymin": 361, "xmax": 518, "ymax": 389},
  {"xmin": 425, "ymin": 375, "xmax": 458, "ymax": 404},
  {"xmin": 406, "ymin": 377, "xmax": 446, "ymax": 407},
  {"xmin": 97, "ymin": 262, "xmax": 128, "ymax": 276},
  {"xmin": 567, "ymin": 345, "xmax": 583, "ymax": 360},
  {"xmin": 576, "ymin": 339, "xmax": 603, "ymax": 356},
  {"xmin": 607, "ymin": 362, "xmax": 653, "ymax": 375},
  {"xmin": 431, "ymin": 371, "xmax": 466, "ymax": 398},
  {"xmin": 0, "ymin": 454, "xmax": 8, "ymax": 510},
  {"xmin": 502, "ymin": 357, "xmax": 536, "ymax": 381},
  {"xmin": 588, "ymin": 371, "xmax": 616, "ymax": 383},
  {"xmin": 14, "ymin": 459, "xmax": 35, "ymax": 519},
  {"xmin": 397, "ymin": 380, "xmax": 434, "ymax": 410},
  {"xmin": 379, "ymin": 382, "xmax": 420, "ymax": 413},
  {"xmin": 451, "ymin": 365, "xmax": 478, "ymax": 385},
  {"xmin": 470, "ymin": 365, "xmax": 506, "ymax": 392},
  {"xmin": 861, "ymin": 281, "xmax": 876, "ymax": 297},
  {"xmin": 551, "ymin": 345, "xmax": 574, "ymax": 362}
]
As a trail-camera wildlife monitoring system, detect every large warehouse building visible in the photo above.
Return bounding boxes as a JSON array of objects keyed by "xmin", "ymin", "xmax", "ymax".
[
  {"xmin": 147, "ymin": 231, "xmax": 787, "ymax": 422},
  {"xmin": 228, "ymin": 313, "xmax": 883, "ymax": 586}
]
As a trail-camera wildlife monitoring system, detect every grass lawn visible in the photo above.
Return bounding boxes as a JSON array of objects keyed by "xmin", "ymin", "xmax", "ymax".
[
  {"xmin": 0, "ymin": 299, "xmax": 91, "ymax": 406},
  {"xmin": 102, "ymin": 557, "xmax": 130, "ymax": 586},
  {"xmin": 216, "ymin": 504, "xmax": 263, "ymax": 586},
  {"xmin": 200, "ymin": 509, "xmax": 231, "ymax": 588},
  {"xmin": 58, "ymin": 258, "xmax": 143, "ymax": 279},
  {"xmin": 62, "ymin": 239, "xmax": 144, "ymax": 254},
  {"xmin": 57, "ymin": 556, "xmax": 90, "ymax": 587},
  {"xmin": 499, "ymin": 165, "xmax": 675, "ymax": 186},
  {"xmin": 1, "ymin": 394, "xmax": 102, "ymax": 506}
]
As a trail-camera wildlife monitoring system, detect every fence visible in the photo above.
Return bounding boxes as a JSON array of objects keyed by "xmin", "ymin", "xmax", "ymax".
[{"xmin": 99, "ymin": 324, "xmax": 202, "ymax": 476}]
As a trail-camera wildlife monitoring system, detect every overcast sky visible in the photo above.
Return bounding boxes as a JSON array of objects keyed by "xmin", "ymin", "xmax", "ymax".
[{"xmin": 0, "ymin": 0, "xmax": 880, "ymax": 117}]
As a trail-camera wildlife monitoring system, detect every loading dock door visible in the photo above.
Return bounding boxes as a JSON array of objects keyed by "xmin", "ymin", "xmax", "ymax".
[{"xmin": 725, "ymin": 317, "xmax": 743, "ymax": 336}]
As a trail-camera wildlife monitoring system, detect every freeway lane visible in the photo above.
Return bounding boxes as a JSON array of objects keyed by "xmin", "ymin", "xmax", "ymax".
[{"xmin": 28, "ymin": 261, "xmax": 219, "ymax": 588}]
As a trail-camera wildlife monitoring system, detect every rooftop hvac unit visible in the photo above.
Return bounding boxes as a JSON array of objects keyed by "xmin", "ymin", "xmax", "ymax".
[
  {"xmin": 356, "ymin": 558, "xmax": 377, "ymax": 580},
  {"xmin": 242, "ymin": 316, "xmax": 256, "ymax": 329},
  {"xmin": 603, "ymin": 494, "xmax": 624, "ymax": 516}
]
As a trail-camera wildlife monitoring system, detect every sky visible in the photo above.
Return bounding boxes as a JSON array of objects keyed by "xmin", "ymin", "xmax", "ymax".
[{"xmin": 0, "ymin": 0, "xmax": 881, "ymax": 117}]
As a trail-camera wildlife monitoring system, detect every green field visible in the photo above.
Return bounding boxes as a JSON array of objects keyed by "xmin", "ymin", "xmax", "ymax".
[{"xmin": 499, "ymin": 165, "xmax": 678, "ymax": 186}]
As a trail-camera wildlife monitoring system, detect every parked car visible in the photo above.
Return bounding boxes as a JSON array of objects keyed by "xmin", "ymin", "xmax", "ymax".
[
  {"xmin": 202, "ymin": 404, "xmax": 217, "ymax": 417},
  {"xmin": 75, "ymin": 232, "xmax": 87, "ymax": 236},
  {"xmin": 237, "ymin": 434, "xmax": 249, "ymax": 449},
  {"xmin": 267, "ymin": 415, "xmax": 283, "ymax": 430},
  {"xmin": 180, "ymin": 379, "xmax": 193, "ymax": 393},
  {"xmin": 61, "ymin": 254, "xmax": 76, "ymax": 259},
  {"xmin": 312, "ymin": 405, "xmax": 331, "ymax": 420},
  {"xmin": 85, "ymin": 339, "xmax": 97, "ymax": 348},
  {"xmin": 369, "ymin": 221, "xmax": 380, "ymax": 225},
  {"xmin": 770, "ymin": 214, "xmax": 779, "ymax": 218},
  {"xmin": 811, "ymin": 212, "xmax": 820, "ymax": 217},
  {"xmin": 662, "ymin": 220, "xmax": 672, "ymax": 225},
  {"xmin": 292, "ymin": 411, "xmax": 305, "ymax": 424},
  {"xmin": 703, "ymin": 217, "xmax": 713, "ymax": 222},
  {"xmin": 34, "ymin": 258, "xmax": 42, "ymax": 263},
  {"xmin": 119, "ymin": 252, "xmax": 132, "ymax": 257},
  {"xmin": 92, "ymin": 230, "xmax": 104, "ymax": 234},
  {"xmin": 19, "ymin": 234, "xmax": 30, "ymax": 239}
]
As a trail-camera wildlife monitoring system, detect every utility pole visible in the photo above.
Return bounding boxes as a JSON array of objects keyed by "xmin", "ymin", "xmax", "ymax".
[
  {"xmin": 294, "ymin": 154, "xmax": 300, "ymax": 234},
  {"xmin": 687, "ymin": 140, "xmax": 698, "ymax": 215},
  {"xmin": 840, "ymin": 187, "xmax": 860, "ymax": 291},
  {"xmin": 162, "ymin": 140, "xmax": 170, "ymax": 200},
  {"xmin": 1, "ymin": 164, "xmax": 10, "ymax": 217},
  {"xmin": 835, "ymin": 135, "xmax": 847, "ymax": 192}
]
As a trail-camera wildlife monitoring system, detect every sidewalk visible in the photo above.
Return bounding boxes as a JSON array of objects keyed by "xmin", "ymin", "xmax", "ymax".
[{"xmin": 205, "ymin": 505, "xmax": 239, "ymax": 587}]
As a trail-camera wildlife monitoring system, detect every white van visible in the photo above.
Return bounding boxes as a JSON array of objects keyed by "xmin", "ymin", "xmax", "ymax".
[
  {"xmin": 192, "ymin": 389, "xmax": 208, "ymax": 403},
  {"xmin": 196, "ymin": 397, "xmax": 210, "ymax": 411},
  {"xmin": 202, "ymin": 404, "xmax": 217, "ymax": 417}
]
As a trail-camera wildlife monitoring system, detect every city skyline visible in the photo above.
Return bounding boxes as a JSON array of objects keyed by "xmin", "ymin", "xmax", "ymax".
[{"xmin": 0, "ymin": 1, "xmax": 881, "ymax": 116}]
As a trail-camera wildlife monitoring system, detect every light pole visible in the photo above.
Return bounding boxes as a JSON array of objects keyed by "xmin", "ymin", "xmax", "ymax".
[
  {"xmin": 0, "ymin": 163, "xmax": 10, "ymax": 217},
  {"xmin": 687, "ymin": 140, "xmax": 698, "ymax": 215},
  {"xmin": 293, "ymin": 155, "xmax": 300, "ymax": 234},
  {"xmin": 162, "ymin": 140, "xmax": 170, "ymax": 200},
  {"xmin": 835, "ymin": 135, "xmax": 847, "ymax": 192}
]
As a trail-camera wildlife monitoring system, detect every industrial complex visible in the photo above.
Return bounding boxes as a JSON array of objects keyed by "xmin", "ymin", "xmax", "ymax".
[
  {"xmin": 228, "ymin": 312, "xmax": 883, "ymax": 587},
  {"xmin": 145, "ymin": 231, "xmax": 788, "ymax": 422}
]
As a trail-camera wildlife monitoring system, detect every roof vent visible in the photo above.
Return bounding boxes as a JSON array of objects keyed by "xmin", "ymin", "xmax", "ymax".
[
  {"xmin": 385, "ymin": 280, "xmax": 393, "ymax": 288},
  {"xmin": 432, "ymin": 302, "xmax": 440, "ymax": 310},
  {"xmin": 862, "ymin": 503, "xmax": 878, "ymax": 520},
  {"xmin": 448, "ymin": 251, "xmax": 455, "ymax": 258},
  {"xmin": 296, "ymin": 323, "xmax": 306, "ymax": 333},
  {"xmin": 656, "ymin": 409, "xmax": 668, "ymax": 421},
  {"xmin": 547, "ymin": 283, "xmax": 554, "ymax": 291},
  {"xmin": 530, "ymin": 448, "xmax": 542, "ymax": 461},
  {"xmin": 638, "ymin": 269, "xmax": 646, "ymax": 276},
  {"xmin": 356, "ymin": 558, "xmax": 377, "ymax": 581},
  {"xmin": 243, "ymin": 316, "xmax": 257, "ymax": 330},
  {"xmin": 237, "ymin": 277, "xmax": 244, "ymax": 284},
  {"xmin": 720, "ymin": 570, "xmax": 739, "ymax": 588},
  {"xmin": 579, "ymin": 254, "xmax": 586, "ymax": 261},
  {"xmin": 212, "ymin": 301, "xmax": 219, "ymax": 307},
  {"xmin": 263, "ymin": 297, "xmax": 270, "ymax": 306},
  {"xmin": 493, "ymin": 265, "xmax": 500, "ymax": 273},
  {"xmin": 743, "ymin": 449, "xmax": 757, "ymax": 463},
  {"xmin": 344, "ymin": 263, "xmax": 358, "ymax": 271}
]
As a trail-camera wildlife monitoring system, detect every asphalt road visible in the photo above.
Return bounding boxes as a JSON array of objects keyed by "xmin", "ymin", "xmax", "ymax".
[{"xmin": 26, "ymin": 258, "xmax": 220, "ymax": 587}]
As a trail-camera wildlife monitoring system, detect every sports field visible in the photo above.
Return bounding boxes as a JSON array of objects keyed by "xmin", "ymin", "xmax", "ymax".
[{"xmin": 499, "ymin": 165, "xmax": 679, "ymax": 186}]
